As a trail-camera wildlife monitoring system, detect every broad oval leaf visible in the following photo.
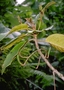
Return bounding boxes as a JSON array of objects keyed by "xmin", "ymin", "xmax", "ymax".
[
  {"xmin": 7, "ymin": 23, "xmax": 28, "ymax": 35},
  {"xmin": 2, "ymin": 40, "xmax": 26, "ymax": 74},
  {"xmin": 46, "ymin": 34, "xmax": 64, "ymax": 52}
]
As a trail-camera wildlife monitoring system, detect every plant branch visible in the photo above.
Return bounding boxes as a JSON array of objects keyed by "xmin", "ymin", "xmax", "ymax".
[
  {"xmin": 17, "ymin": 49, "xmax": 39, "ymax": 66},
  {"xmin": 33, "ymin": 34, "xmax": 64, "ymax": 81},
  {"xmin": 36, "ymin": 56, "xmax": 41, "ymax": 69},
  {"xmin": 53, "ymin": 71, "xmax": 56, "ymax": 90}
]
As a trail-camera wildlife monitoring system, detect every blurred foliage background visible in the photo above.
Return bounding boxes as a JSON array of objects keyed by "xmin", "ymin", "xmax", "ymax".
[{"xmin": 0, "ymin": 0, "xmax": 64, "ymax": 90}]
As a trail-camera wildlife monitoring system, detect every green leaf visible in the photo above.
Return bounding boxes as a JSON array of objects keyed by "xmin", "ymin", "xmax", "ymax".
[
  {"xmin": 1, "ymin": 40, "xmax": 26, "ymax": 74},
  {"xmin": 4, "ymin": 12, "xmax": 19, "ymax": 27},
  {"xmin": 43, "ymin": 1, "xmax": 56, "ymax": 12},
  {"xmin": 46, "ymin": 34, "xmax": 64, "ymax": 52},
  {"xmin": 0, "ymin": 32, "xmax": 8, "ymax": 41},
  {"xmin": 7, "ymin": 23, "xmax": 29, "ymax": 35},
  {"xmin": 1, "ymin": 34, "xmax": 28, "ymax": 50},
  {"xmin": 0, "ymin": 23, "xmax": 10, "ymax": 41},
  {"xmin": 36, "ymin": 20, "xmax": 46, "ymax": 30},
  {"xmin": 0, "ymin": 23, "xmax": 10, "ymax": 33}
]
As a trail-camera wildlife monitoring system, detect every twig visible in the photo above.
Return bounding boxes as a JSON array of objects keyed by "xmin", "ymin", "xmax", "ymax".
[
  {"xmin": 53, "ymin": 71, "xmax": 56, "ymax": 90},
  {"xmin": 33, "ymin": 34, "xmax": 64, "ymax": 81},
  {"xmin": 26, "ymin": 79, "xmax": 43, "ymax": 90},
  {"xmin": 17, "ymin": 50, "xmax": 39, "ymax": 66},
  {"xmin": 17, "ymin": 15, "xmax": 22, "ymax": 24},
  {"xmin": 36, "ymin": 56, "xmax": 41, "ymax": 69},
  {"xmin": 19, "ymin": 50, "xmax": 28, "ymax": 59}
]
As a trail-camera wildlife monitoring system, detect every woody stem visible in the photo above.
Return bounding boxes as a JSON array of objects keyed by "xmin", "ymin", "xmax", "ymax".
[{"xmin": 33, "ymin": 34, "xmax": 64, "ymax": 81}]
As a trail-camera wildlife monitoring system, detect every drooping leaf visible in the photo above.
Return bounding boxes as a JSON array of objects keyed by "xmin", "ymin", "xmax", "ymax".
[
  {"xmin": 7, "ymin": 23, "xmax": 29, "ymax": 35},
  {"xmin": 0, "ymin": 32, "xmax": 8, "ymax": 41},
  {"xmin": 0, "ymin": 23, "xmax": 10, "ymax": 33},
  {"xmin": 0, "ymin": 23, "xmax": 10, "ymax": 41},
  {"xmin": 2, "ymin": 40, "xmax": 26, "ymax": 74},
  {"xmin": 46, "ymin": 34, "xmax": 64, "ymax": 52},
  {"xmin": 1, "ymin": 34, "xmax": 28, "ymax": 50}
]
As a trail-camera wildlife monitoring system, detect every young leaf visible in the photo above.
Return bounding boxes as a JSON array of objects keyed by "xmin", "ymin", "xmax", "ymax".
[
  {"xmin": 43, "ymin": 1, "xmax": 56, "ymax": 12},
  {"xmin": 7, "ymin": 23, "xmax": 28, "ymax": 35},
  {"xmin": 36, "ymin": 20, "xmax": 46, "ymax": 30},
  {"xmin": 2, "ymin": 40, "xmax": 26, "ymax": 74},
  {"xmin": 46, "ymin": 34, "xmax": 64, "ymax": 52}
]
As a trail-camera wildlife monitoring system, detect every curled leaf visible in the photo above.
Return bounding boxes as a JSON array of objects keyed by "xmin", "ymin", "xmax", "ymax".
[{"xmin": 46, "ymin": 34, "xmax": 64, "ymax": 52}]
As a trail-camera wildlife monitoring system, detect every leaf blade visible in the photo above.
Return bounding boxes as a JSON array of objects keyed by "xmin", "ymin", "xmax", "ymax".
[
  {"xmin": 0, "ymin": 32, "xmax": 8, "ymax": 41},
  {"xmin": 2, "ymin": 40, "xmax": 26, "ymax": 74},
  {"xmin": 7, "ymin": 23, "xmax": 28, "ymax": 35},
  {"xmin": 1, "ymin": 34, "xmax": 27, "ymax": 50},
  {"xmin": 46, "ymin": 34, "xmax": 64, "ymax": 52}
]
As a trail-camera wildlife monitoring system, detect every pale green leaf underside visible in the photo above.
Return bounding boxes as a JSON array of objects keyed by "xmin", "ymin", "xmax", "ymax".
[
  {"xmin": 0, "ymin": 32, "xmax": 8, "ymax": 41},
  {"xmin": 46, "ymin": 34, "xmax": 64, "ymax": 52}
]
